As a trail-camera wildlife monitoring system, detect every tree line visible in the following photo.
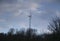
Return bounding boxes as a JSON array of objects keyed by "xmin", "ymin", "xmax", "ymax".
[{"xmin": 0, "ymin": 17, "xmax": 60, "ymax": 41}]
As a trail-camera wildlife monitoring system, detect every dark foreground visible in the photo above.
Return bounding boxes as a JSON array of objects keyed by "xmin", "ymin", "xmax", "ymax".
[{"xmin": 0, "ymin": 28, "xmax": 60, "ymax": 41}]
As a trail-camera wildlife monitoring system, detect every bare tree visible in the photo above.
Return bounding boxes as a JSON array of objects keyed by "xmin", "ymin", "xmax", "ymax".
[{"xmin": 48, "ymin": 17, "xmax": 60, "ymax": 33}]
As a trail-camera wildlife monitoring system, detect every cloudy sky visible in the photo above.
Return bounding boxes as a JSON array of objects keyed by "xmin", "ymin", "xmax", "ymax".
[{"xmin": 0, "ymin": 0, "xmax": 60, "ymax": 34}]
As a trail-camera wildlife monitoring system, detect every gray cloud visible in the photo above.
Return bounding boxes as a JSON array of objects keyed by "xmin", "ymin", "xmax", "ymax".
[
  {"xmin": 0, "ymin": 0, "xmax": 17, "ymax": 3},
  {"xmin": 0, "ymin": 0, "xmax": 59, "ymax": 33}
]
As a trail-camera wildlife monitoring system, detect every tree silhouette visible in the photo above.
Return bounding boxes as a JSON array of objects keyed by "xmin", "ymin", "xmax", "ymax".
[
  {"xmin": 7, "ymin": 28, "xmax": 15, "ymax": 35},
  {"xmin": 26, "ymin": 28, "xmax": 37, "ymax": 37},
  {"xmin": 48, "ymin": 17, "xmax": 60, "ymax": 33},
  {"xmin": 47, "ymin": 17, "xmax": 60, "ymax": 41}
]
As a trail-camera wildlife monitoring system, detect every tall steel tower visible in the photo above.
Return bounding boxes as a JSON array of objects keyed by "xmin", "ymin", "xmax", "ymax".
[{"xmin": 29, "ymin": 10, "xmax": 32, "ymax": 28}]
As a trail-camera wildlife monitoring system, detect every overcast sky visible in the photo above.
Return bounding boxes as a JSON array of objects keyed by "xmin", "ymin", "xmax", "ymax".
[{"xmin": 0, "ymin": 0, "xmax": 60, "ymax": 34}]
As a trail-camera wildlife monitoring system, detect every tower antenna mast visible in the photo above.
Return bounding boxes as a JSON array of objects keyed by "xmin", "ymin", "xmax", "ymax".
[{"xmin": 29, "ymin": 9, "xmax": 32, "ymax": 28}]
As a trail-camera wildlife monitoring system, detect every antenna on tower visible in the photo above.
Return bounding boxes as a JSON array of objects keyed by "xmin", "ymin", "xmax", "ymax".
[{"xmin": 29, "ymin": 10, "xmax": 32, "ymax": 29}]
